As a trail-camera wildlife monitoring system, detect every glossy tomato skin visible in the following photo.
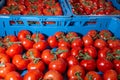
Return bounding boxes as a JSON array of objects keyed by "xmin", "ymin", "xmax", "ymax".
[
  {"xmin": 94, "ymin": 39, "xmax": 107, "ymax": 49},
  {"xmin": 18, "ymin": 30, "xmax": 31, "ymax": 41},
  {"xmin": 31, "ymin": 33, "xmax": 45, "ymax": 42},
  {"xmin": 58, "ymin": 40, "xmax": 71, "ymax": 49},
  {"xmin": 97, "ymin": 58, "xmax": 113, "ymax": 72},
  {"xmin": 5, "ymin": 71, "xmax": 22, "ymax": 80},
  {"xmin": 84, "ymin": 71, "xmax": 102, "ymax": 80},
  {"xmin": 71, "ymin": 38, "xmax": 83, "ymax": 48},
  {"xmin": 3, "ymin": 35, "xmax": 18, "ymax": 43},
  {"xmin": 41, "ymin": 49, "xmax": 54, "ymax": 65},
  {"xmin": 66, "ymin": 32, "xmax": 78, "ymax": 40},
  {"xmin": 67, "ymin": 65, "xmax": 85, "ymax": 80},
  {"xmin": 49, "ymin": 58, "xmax": 67, "ymax": 74},
  {"xmin": 47, "ymin": 36, "xmax": 58, "ymax": 48},
  {"xmin": 23, "ymin": 69, "xmax": 43, "ymax": 80},
  {"xmin": 6, "ymin": 43, "xmax": 23, "ymax": 58},
  {"xmin": 0, "ymin": 53, "xmax": 10, "ymax": 63},
  {"xmin": 99, "ymin": 30, "xmax": 112, "ymax": 40},
  {"xmin": 71, "ymin": 47, "xmax": 82, "ymax": 58},
  {"xmin": 0, "ymin": 63, "xmax": 15, "ymax": 78},
  {"xmin": 80, "ymin": 59, "xmax": 97, "ymax": 71},
  {"xmin": 87, "ymin": 30, "xmax": 98, "ymax": 39},
  {"xmin": 43, "ymin": 70, "xmax": 64, "ymax": 80},
  {"xmin": 54, "ymin": 31, "xmax": 65, "ymax": 40},
  {"xmin": 12, "ymin": 54, "xmax": 30, "ymax": 70},
  {"xmin": 107, "ymin": 39, "xmax": 120, "ymax": 49},
  {"xmin": 113, "ymin": 59, "xmax": 120, "ymax": 74},
  {"xmin": 67, "ymin": 56, "xmax": 79, "ymax": 67},
  {"xmin": 82, "ymin": 35, "xmax": 93, "ymax": 47},
  {"xmin": 103, "ymin": 69, "xmax": 118, "ymax": 80}
]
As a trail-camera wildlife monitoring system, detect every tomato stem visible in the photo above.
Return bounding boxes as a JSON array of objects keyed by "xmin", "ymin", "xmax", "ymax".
[{"xmin": 75, "ymin": 72, "xmax": 83, "ymax": 80}]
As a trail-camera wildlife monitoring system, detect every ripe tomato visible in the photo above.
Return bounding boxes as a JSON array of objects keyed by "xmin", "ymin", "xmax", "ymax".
[
  {"xmin": 0, "ymin": 46, "xmax": 6, "ymax": 53},
  {"xmin": 113, "ymin": 59, "xmax": 120, "ymax": 74},
  {"xmin": 41, "ymin": 49, "xmax": 55, "ymax": 65},
  {"xmin": 84, "ymin": 71, "xmax": 102, "ymax": 80},
  {"xmin": 80, "ymin": 59, "xmax": 97, "ymax": 71},
  {"xmin": 103, "ymin": 69, "xmax": 118, "ymax": 80},
  {"xmin": 18, "ymin": 30, "xmax": 31, "ymax": 41},
  {"xmin": 87, "ymin": 30, "xmax": 98, "ymax": 39},
  {"xmin": 67, "ymin": 56, "xmax": 79, "ymax": 67},
  {"xmin": 99, "ymin": 30, "xmax": 112, "ymax": 40},
  {"xmin": 47, "ymin": 36, "xmax": 58, "ymax": 48},
  {"xmin": 33, "ymin": 40, "xmax": 48, "ymax": 52},
  {"xmin": 66, "ymin": 32, "xmax": 78, "ymax": 41},
  {"xmin": 0, "ymin": 7, "xmax": 10, "ymax": 15},
  {"xmin": 27, "ymin": 59, "xmax": 45, "ymax": 72},
  {"xmin": 43, "ymin": 70, "xmax": 64, "ymax": 80},
  {"xmin": 12, "ymin": 54, "xmax": 30, "ymax": 70},
  {"xmin": 54, "ymin": 31, "xmax": 65, "ymax": 40},
  {"xmin": 58, "ymin": 40, "xmax": 71, "ymax": 49},
  {"xmin": 26, "ymin": 48, "xmax": 41, "ymax": 61},
  {"xmin": 107, "ymin": 39, "xmax": 120, "ymax": 49},
  {"xmin": 6, "ymin": 43, "xmax": 23, "ymax": 58},
  {"xmin": 67, "ymin": 65, "xmax": 85, "ymax": 80},
  {"xmin": 71, "ymin": 37, "xmax": 83, "ymax": 48},
  {"xmin": 82, "ymin": 35, "xmax": 93, "ymax": 47},
  {"xmin": 0, "ymin": 63, "xmax": 15, "ymax": 78},
  {"xmin": 94, "ymin": 39, "xmax": 107, "ymax": 49},
  {"xmin": 5, "ymin": 71, "xmax": 22, "ymax": 80},
  {"xmin": 23, "ymin": 69, "xmax": 43, "ymax": 80},
  {"xmin": 84, "ymin": 45, "xmax": 97, "ymax": 59},
  {"xmin": 3, "ymin": 35, "xmax": 18, "ymax": 43},
  {"xmin": 0, "ymin": 53, "xmax": 10, "ymax": 63},
  {"xmin": 31, "ymin": 33, "xmax": 45, "ymax": 42},
  {"xmin": 49, "ymin": 58, "xmax": 67, "ymax": 74},
  {"xmin": 97, "ymin": 58, "xmax": 113, "ymax": 72}
]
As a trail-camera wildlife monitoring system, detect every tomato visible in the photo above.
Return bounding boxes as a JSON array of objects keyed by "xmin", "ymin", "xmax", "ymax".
[
  {"xmin": 56, "ymin": 46, "xmax": 70, "ymax": 59},
  {"xmin": 87, "ymin": 30, "xmax": 98, "ymax": 40},
  {"xmin": 18, "ymin": 30, "xmax": 31, "ymax": 41},
  {"xmin": 0, "ymin": 46, "xmax": 6, "ymax": 53},
  {"xmin": 97, "ymin": 58, "xmax": 113, "ymax": 72},
  {"xmin": 33, "ymin": 40, "xmax": 48, "ymax": 52},
  {"xmin": 0, "ymin": 7, "xmax": 10, "ymax": 15},
  {"xmin": 84, "ymin": 71, "xmax": 102, "ymax": 80},
  {"xmin": 6, "ymin": 43, "xmax": 23, "ymax": 58},
  {"xmin": 47, "ymin": 36, "xmax": 58, "ymax": 48},
  {"xmin": 107, "ymin": 39, "xmax": 120, "ymax": 49},
  {"xmin": 54, "ymin": 31, "xmax": 65, "ymax": 40},
  {"xmin": 21, "ymin": 38, "xmax": 34, "ymax": 50},
  {"xmin": 0, "ymin": 53, "xmax": 10, "ymax": 64},
  {"xmin": 41, "ymin": 49, "xmax": 55, "ymax": 65},
  {"xmin": 84, "ymin": 45, "xmax": 97, "ymax": 59},
  {"xmin": 103, "ymin": 69, "xmax": 118, "ymax": 80},
  {"xmin": 3, "ymin": 35, "xmax": 18, "ymax": 43},
  {"xmin": 94, "ymin": 39, "xmax": 107, "ymax": 49},
  {"xmin": 5, "ymin": 71, "xmax": 22, "ymax": 80},
  {"xmin": 99, "ymin": 30, "xmax": 112, "ymax": 40},
  {"xmin": 49, "ymin": 58, "xmax": 67, "ymax": 74},
  {"xmin": 71, "ymin": 37, "xmax": 83, "ymax": 48},
  {"xmin": 67, "ymin": 65, "xmax": 85, "ymax": 80},
  {"xmin": 18, "ymin": 4, "xmax": 26, "ymax": 14},
  {"xmin": 31, "ymin": 33, "xmax": 45, "ymax": 42},
  {"xmin": 0, "ymin": 63, "xmax": 15, "ymax": 78},
  {"xmin": 58, "ymin": 40, "xmax": 71, "ymax": 49},
  {"xmin": 113, "ymin": 59, "xmax": 120, "ymax": 74},
  {"xmin": 80, "ymin": 59, "xmax": 97, "ymax": 71},
  {"xmin": 66, "ymin": 32, "xmax": 78, "ymax": 41},
  {"xmin": 43, "ymin": 8, "xmax": 53, "ymax": 16},
  {"xmin": 67, "ymin": 56, "xmax": 79, "ymax": 67},
  {"xmin": 52, "ymin": 3, "xmax": 62, "ymax": 15},
  {"xmin": 82, "ymin": 35, "xmax": 93, "ymax": 47},
  {"xmin": 26, "ymin": 48, "xmax": 41, "ymax": 61},
  {"xmin": 27, "ymin": 59, "xmax": 45, "ymax": 72},
  {"xmin": 23, "ymin": 69, "xmax": 43, "ymax": 80},
  {"xmin": 7, "ymin": 1, "xmax": 17, "ymax": 6},
  {"xmin": 43, "ymin": 70, "xmax": 64, "ymax": 80},
  {"xmin": 12, "ymin": 54, "xmax": 30, "ymax": 70}
]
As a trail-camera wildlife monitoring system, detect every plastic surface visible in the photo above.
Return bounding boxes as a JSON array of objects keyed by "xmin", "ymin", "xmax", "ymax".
[
  {"xmin": 0, "ymin": 16, "xmax": 120, "ymax": 39},
  {"xmin": 66, "ymin": 0, "xmax": 120, "ymax": 17}
]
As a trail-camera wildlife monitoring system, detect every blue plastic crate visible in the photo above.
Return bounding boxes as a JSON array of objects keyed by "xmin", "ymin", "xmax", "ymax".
[
  {"xmin": 0, "ymin": 0, "xmax": 71, "ymax": 17},
  {"xmin": 66, "ymin": 0, "xmax": 120, "ymax": 17},
  {"xmin": 0, "ymin": 16, "xmax": 120, "ymax": 39}
]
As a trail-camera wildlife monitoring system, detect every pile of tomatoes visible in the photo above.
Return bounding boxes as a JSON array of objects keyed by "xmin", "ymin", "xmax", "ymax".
[
  {"xmin": 70, "ymin": 0, "xmax": 120, "ymax": 15},
  {"xmin": 0, "ymin": 0, "xmax": 62, "ymax": 15},
  {"xmin": 0, "ymin": 29, "xmax": 120, "ymax": 80}
]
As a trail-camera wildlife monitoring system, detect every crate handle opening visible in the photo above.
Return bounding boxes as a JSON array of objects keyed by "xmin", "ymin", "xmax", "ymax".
[
  {"xmin": 83, "ymin": 21, "xmax": 97, "ymax": 26},
  {"xmin": 27, "ymin": 21, "xmax": 40, "ymax": 26}
]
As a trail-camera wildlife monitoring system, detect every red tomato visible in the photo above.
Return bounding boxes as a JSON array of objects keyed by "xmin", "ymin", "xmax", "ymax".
[
  {"xmin": 33, "ymin": 40, "xmax": 48, "ymax": 52},
  {"xmin": 31, "ymin": 33, "xmax": 45, "ymax": 42},
  {"xmin": 58, "ymin": 40, "xmax": 71, "ymax": 49},
  {"xmin": 12, "ymin": 54, "xmax": 30, "ymax": 70},
  {"xmin": 3, "ymin": 35, "xmax": 18, "ymax": 43},
  {"xmin": 80, "ymin": 59, "xmax": 97, "ymax": 71},
  {"xmin": 71, "ymin": 37, "xmax": 83, "ymax": 48},
  {"xmin": 26, "ymin": 48, "xmax": 41, "ymax": 61},
  {"xmin": 97, "ymin": 58, "xmax": 113, "ymax": 72},
  {"xmin": 66, "ymin": 32, "xmax": 78, "ymax": 41},
  {"xmin": 23, "ymin": 69, "xmax": 43, "ymax": 80},
  {"xmin": 67, "ymin": 56, "xmax": 79, "ymax": 67},
  {"xmin": 54, "ymin": 31, "xmax": 65, "ymax": 40},
  {"xmin": 0, "ymin": 53, "xmax": 10, "ymax": 63},
  {"xmin": 41, "ymin": 49, "xmax": 55, "ymax": 65},
  {"xmin": 47, "ymin": 36, "xmax": 58, "ymax": 48},
  {"xmin": 87, "ymin": 30, "xmax": 98, "ymax": 39},
  {"xmin": 84, "ymin": 71, "xmax": 102, "ymax": 80},
  {"xmin": 0, "ymin": 7, "xmax": 10, "ymax": 15},
  {"xmin": 82, "ymin": 35, "xmax": 93, "ymax": 47},
  {"xmin": 21, "ymin": 38, "xmax": 34, "ymax": 50},
  {"xmin": 43, "ymin": 70, "xmax": 64, "ymax": 80},
  {"xmin": 103, "ymin": 69, "xmax": 118, "ymax": 80},
  {"xmin": 5, "ymin": 71, "xmax": 22, "ymax": 80},
  {"xmin": 107, "ymin": 39, "xmax": 120, "ymax": 49},
  {"xmin": 49, "ymin": 58, "xmax": 67, "ymax": 74},
  {"xmin": 18, "ymin": 30, "xmax": 31, "ymax": 41},
  {"xmin": 67, "ymin": 65, "xmax": 85, "ymax": 80},
  {"xmin": 84, "ymin": 46, "xmax": 97, "ymax": 59},
  {"xmin": 94, "ymin": 39, "xmax": 107, "ymax": 49},
  {"xmin": 27, "ymin": 60, "xmax": 45, "ymax": 72},
  {"xmin": 6, "ymin": 43, "xmax": 23, "ymax": 58},
  {"xmin": 0, "ymin": 47, "xmax": 6, "ymax": 53},
  {"xmin": 113, "ymin": 59, "xmax": 120, "ymax": 74},
  {"xmin": 99, "ymin": 30, "xmax": 112, "ymax": 40},
  {"xmin": 0, "ymin": 63, "xmax": 15, "ymax": 78}
]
